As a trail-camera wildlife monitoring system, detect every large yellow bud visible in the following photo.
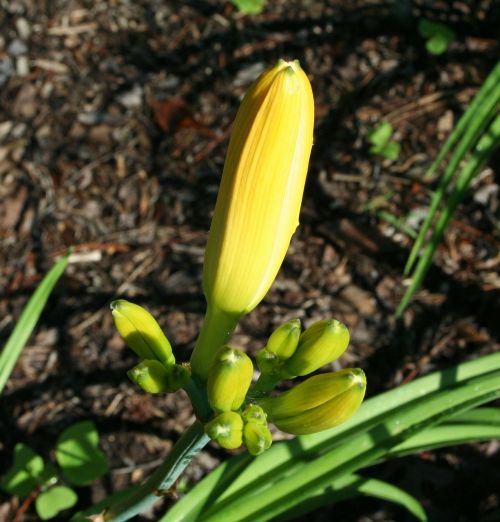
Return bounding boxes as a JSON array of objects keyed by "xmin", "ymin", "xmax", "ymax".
[
  {"xmin": 258, "ymin": 369, "xmax": 366, "ymax": 435},
  {"xmin": 191, "ymin": 59, "xmax": 314, "ymax": 378}
]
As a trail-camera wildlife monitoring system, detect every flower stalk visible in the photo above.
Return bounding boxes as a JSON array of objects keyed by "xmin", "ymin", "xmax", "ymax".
[{"xmin": 190, "ymin": 59, "xmax": 314, "ymax": 379}]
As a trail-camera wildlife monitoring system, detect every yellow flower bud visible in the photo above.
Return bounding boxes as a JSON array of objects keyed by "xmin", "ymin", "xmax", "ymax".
[
  {"xmin": 204, "ymin": 60, "xmax": 314, "ymax": 316},
  {"xmin": 259, "ymin": 369, "xmax": 366, "ymax": 435},
  {"xmin": 127, "ymin": 360, "xmax": 190, "ymax": 394},
  {"xmin": 283, "ymin": 319, "xmax": 349, "ymax": 378},
  {"xmin": 190, "ymin": 59, "xmax": 314, "ymax": 379},
  {"xmin": 205, "ymin": 412, "xmax": 243, "ymax": 450},
  {"xmin": 243, "ymin": 422, "xmax": 272, "ymax": 456},
  {"xmin": 207, "ymin": 346, "xmax": 253, "ymax": 413},
  {"xmin": 110, "ymin": 300, "xmax": 175, "ymax": 366}
]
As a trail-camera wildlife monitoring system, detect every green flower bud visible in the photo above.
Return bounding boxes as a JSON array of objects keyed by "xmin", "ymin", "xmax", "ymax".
[
  {"xmin": 205, "ymin": 412, "xmax": 243, "ymax": 450},
  {"xmin": 243, "ymin": 422, "xmax": 272, "ymax": 456},
  {"xmin": 241, "ymin": 404, "xmax": 267, "ymax": 425},
  {"xmin": 283, "ymin": 319, "xmax": 349, "ymax": 378},
  {"xmin": 259, "ymin": 368, "xmax": 366, "ymax": 435},
  {"xmin": 256, "ymin": 319, "xmax": 301, "ymax": 375},
  {"xmin": 266, "ymin": 319, "xmax": 301, "ymax": 360},
  {"xmin": 110, "ymin": 300, "xmax": 175, "ymax": 366},
  {"xmin": 127, "ymin": 360, "xmax": 190, "ymax": 394},
  {"xmin": 207, "ymin": 346, "xmax": 253, "ymax": 413},
  {"xmin": 255, "ymin": 348, "xmax": 279, "ymax": 375}
]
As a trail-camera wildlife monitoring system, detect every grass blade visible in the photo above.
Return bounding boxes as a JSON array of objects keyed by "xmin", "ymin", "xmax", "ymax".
[
  {"xmin": 397, "ymin": 114, "xmax": 500, "ymax": 315},
  {"xmin": 0, "ymin": 251, "xmax": 70, "ymax": 394},
  {"xmin": 404, "ymin": 61, "xmax": 500, "ymax": 275},
  {"xmin": 274, "ymin": 473, "xmax": 427, "ymax": 522},
  {"xmin": 423, "ymin": 61, "xmax": 500, "ymax": 182}
]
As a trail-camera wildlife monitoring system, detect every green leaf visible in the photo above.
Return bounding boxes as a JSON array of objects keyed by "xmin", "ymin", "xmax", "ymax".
[
  {"xmin": 0, "ymin": 251, "xmax": 70, "ymax": 394},
  {"xmin": 381, "ymin": 141, "xmax": 401, "ymax": 160},
  {"xmin": 418, "ymin": 20, "xmax": 455, "ymax": 55},
  {"xmin": 200, "ymin": 370, "xmax": 500, "ymax": 521},
  {"xmin": 0, "ymin": 443, "xmax": 44, "ymax": 498},
  {"xmin": 403, "ymin": 62, "xmax": 500, "ymax": 277},
  {"xmin": 397, "ymin": 114, "xmax": 500, "ymax": 315},
  {"xmin": 231, "ymin": 0, "xmax": 266, "ymax": 14},
  {"xmin": 368, "ymin": 122, "xmax": 393, "ymax": 148},
  {"xmin": 162, "ymin": 353, "xmax": 500, "ymax": 522},
  {"xmin": 56, "ymin": 421, "xmax": 108, "ymax": 486},
  {"xmin": 426, "ymin": 35, "xmax": 449, "ymax": 55},
  {"xmin": 36, "ymin": 486, "xmax": 78, "ymax": 520},
  {"xmin": 368, "ymin": 122, "xmax": 400, "ymax": 160},
  {"xmin": 273, "ymin": 473, "xmax": 427, "ymax": 522}
]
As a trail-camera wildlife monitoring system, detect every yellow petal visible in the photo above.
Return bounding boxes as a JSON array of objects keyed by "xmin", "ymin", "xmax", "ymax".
[{"xmin": 203, "ymin": 59, "xmax": 314, "ymax": 316}]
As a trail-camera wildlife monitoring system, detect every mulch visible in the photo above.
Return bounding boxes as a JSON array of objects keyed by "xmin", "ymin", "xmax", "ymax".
[{"xmin": 1, "ymin": 1, "xmax": 499, "ymax": 520}]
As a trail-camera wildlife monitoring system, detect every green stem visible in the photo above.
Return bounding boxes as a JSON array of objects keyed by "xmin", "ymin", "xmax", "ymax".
[
  {"xmin": 248, "ymin": 373, "xmax": 280, "ymax": 399},
  {"xmin": 184, "ymin": 376, "xmax": 213, "ymax": 422},
  {"xmin": 190, "ymin": 304, "xmax": 240, "ymax": 380},
  {"xmin": 103, "ymin": 421, "xmax": 209, "ymax": 522}
]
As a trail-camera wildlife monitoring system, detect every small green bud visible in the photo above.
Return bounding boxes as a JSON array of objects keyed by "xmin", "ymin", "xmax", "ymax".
[
  {"xmin": 283, "ymin": 319, "xmax": 349, "ymax": 378},
  {"xmin": 205, "ymin": 412, "xmax": 243, "ymax": 450},
  {"xmin": 243, "ymin": 422, "xmax": 272, "ymax": 456},
  {"xmin": 241, "ymin": 404, "xmax": 267, "ymax": 425},
  {"xmin": 259, "ymin": 368, "xmax": 366, "ymax": 435},
  {"xmin": 207, "ymin": 346, "xmax": 253, "ymax": 413},
  {"xmin": 127, "ymin": 360, "xmax": 190, "ymax": 393},
  {"xmin": 266, "ymin": 319, "xmax": 301, "ymax": 360},
  {"xmin": 110, "ymin": 300, "xmax": 175, "ymax": 366},
  {"xmin": 255, "ymin": 348, "xmax": 279, "ymax": 374}
]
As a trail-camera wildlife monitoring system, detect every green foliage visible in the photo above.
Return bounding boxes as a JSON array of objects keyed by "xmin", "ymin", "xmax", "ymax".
[
  {"xmin": 367, "ymin": 122, "xmax": 400, "ymax": 160},
  {"xmin": 231, "ymin": 0, "xmax": 266, "ymax": 14},
  {"xmin": 0, "ymin": 443, "xmax": 55, "ymax": 498},
  {"xmin": 36, "ymin": 486, "xmax": 78, "ymax": 520},
  {"xmin": 418, "ymin": 19, "xmax": 455, "ymax": 55},
  {"xmin": 398, "ymin": 62, "xmax": 500, "ymax": 315},
  {"xmin": 56, "ymin": 421, "xmax": 109, "ymax": 486},
  {"xmin": 161, "ymin": 352, "xmax": 500, "ymax": 521},
  {"xmin": 1, "ymin": 422, "xmax": 108, "ymax": 520},
  {"xmin": 0, "ymin": 251, "xmax": 70, "ymax": 394}
]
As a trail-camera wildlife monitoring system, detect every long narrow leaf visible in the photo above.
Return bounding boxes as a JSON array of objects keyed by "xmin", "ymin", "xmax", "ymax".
[
  {"xmin": 398, "ymin": 114, "xmax": 500, "ymax": 315},
  {"xmin": 163, "ymin": 360, "xmax": 500, "ymax": 522},
  {"xmin": 390, "ymin": 422, "xmax": 500, "ymax": 458},
  {"xmin": 0, "ymin": 252, "xmax": 70, "ymax": 394},
  {"xmin": 423, "ymin": 61, "xmax": 500, "ymax": 182},
  {"xmin": 405, "ymin": 61, "xmax": 500, "ymax": 275},
  {"xmin": 274, "ymin": 473, "xmax": 427, "ymax": 522},
  {"xmin": 164, "ymin": 410, "xmax": 499, "ymax": 522},
  {"xmin": 202, "ymin": 370, "xmax": 500, "ymax": 521}
]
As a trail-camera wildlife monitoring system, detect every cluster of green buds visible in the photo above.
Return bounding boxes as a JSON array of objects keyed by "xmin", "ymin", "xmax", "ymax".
[
  {"xmin": 201, "ymin": 319, "xmax": 365, "ymax": 452},
  {"xmin": 204, "ymin": 347, "xmax": 272, "ymax": 455},
  {"xmin": 110, "ymin": 300, "xmax": 190, "ymax": 393},
  {"xmin": 256, "ymin": 318, "xmax": 350, "ymax": 380}
]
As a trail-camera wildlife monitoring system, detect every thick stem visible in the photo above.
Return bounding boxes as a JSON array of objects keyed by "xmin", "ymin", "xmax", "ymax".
[
  {"xmin": 190, "ymin": 304, "xmax": 240, "ymax": 380},
  {"xmin": 184, "ymin": 376, "xmax": 213, "ymax": 422},
  {"xmin": 248, "ymin": 373, "xmax": 281, "ymax": 399},
  {"xmin": 102, "ymin": 421, "xmax": 210, "ymax": 522}
]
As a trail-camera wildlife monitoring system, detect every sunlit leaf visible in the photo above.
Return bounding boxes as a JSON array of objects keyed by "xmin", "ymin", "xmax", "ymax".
[
  {"xmin": 56, "ymin": 421, "xmax": 108, "ymax": 486},
  {"xmin": 36, "ymin": 486, "xmax": 78, "ymax": 520}
]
